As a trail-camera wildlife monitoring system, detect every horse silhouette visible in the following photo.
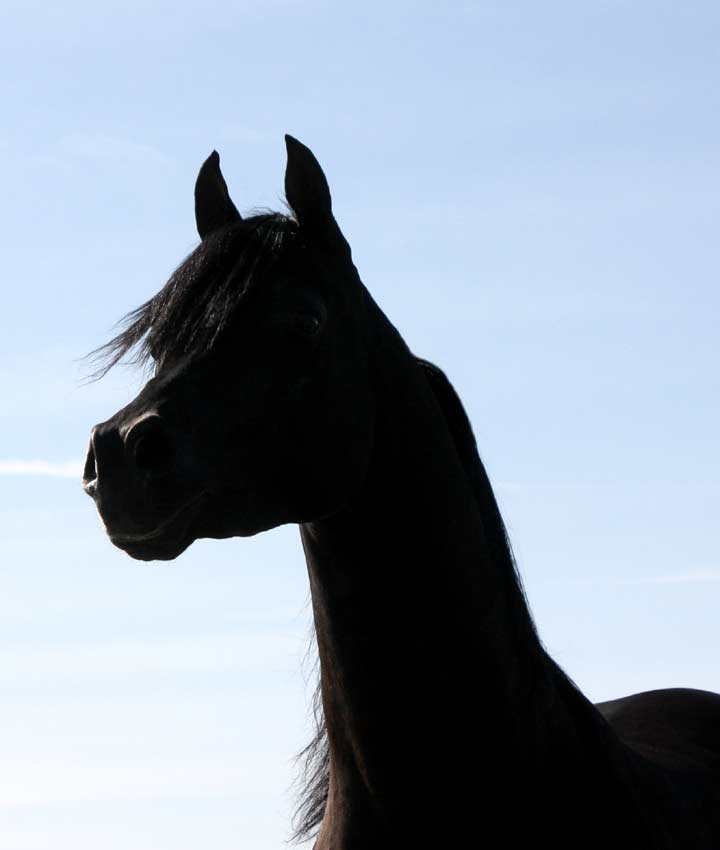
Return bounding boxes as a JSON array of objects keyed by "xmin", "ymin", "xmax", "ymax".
[{"xmin": 83, "ymin": 136, "xmax": 720, "ymax": 848}]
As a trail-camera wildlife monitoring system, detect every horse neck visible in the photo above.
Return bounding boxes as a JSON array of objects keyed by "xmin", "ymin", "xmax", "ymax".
[{"xmin": 300, "ymin": 304, "xmax": 562, "ymax": 842}]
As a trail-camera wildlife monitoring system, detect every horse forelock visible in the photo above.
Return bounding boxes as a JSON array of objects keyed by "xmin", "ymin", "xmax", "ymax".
[{"xmin": 87, "ymin": 213, "xmax": 297, "ymax": 379}]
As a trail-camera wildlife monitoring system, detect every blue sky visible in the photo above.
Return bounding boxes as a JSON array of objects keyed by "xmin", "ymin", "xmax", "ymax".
[{"xmin": 1, "ymin": 1, "xmax": 719, "ymax": 847}]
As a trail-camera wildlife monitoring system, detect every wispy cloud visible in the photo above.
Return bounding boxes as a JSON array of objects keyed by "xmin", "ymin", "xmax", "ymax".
[
  {"xmin": 564, "ymin": 569, "xmax": 720, "ymax": 588},
  {"xmin": 0, "ymin": 459, "xmax": 82, "ymax": 478},
  {"xmin": 59, "ymin": 133, "xmax": 170, "ymax": 165},
  {"xmin": 0, "ymin": 633, "xmax": 300, "ymax": 680},
  {"xmin": 0, "ymin": 757, "xmax": 275, "ymax": 807},
  {"xmin": 623, "ymin": 570, "xmax": 720, "ymax": 585}
]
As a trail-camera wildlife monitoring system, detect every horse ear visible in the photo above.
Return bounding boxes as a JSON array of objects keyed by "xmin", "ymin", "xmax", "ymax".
[
  {"xmin": 194, "ymin": 150, "xmax": 242, "ymax": 240},
  {"xmin": 284, "ymin": 135, "xmax": 333, "ymax": 227}
]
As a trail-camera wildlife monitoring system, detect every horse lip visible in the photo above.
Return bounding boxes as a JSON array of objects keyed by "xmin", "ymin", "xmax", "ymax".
[
  {"xmin": 110, "ymin": 526, "xmax": 165, "ymax": 544},
  {"xmin": 108, "ymin": 493, "xmax": 207, "ymax": 544}
]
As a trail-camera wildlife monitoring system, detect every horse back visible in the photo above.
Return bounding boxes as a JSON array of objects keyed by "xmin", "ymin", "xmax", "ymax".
[
  {"xmin": 597, "ymin": 687, "xmax": 720, "ymax": 846},
  {"xmin": 597, "ymin": 687, "xmax": 720, "ymax": 775}
]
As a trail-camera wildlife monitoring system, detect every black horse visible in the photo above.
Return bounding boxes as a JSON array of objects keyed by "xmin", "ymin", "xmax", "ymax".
[{"xmin": 83, "ymin": 137, "xmax": 720, "ymax": 848}]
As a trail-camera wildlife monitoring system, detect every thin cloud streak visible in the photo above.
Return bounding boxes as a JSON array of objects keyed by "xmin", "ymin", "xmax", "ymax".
[
  {"xmin": 0, "ymin": 460, "xmax": 82, "ymax": 478},
  {"xmin": 564, "ymin": 570, "xmax": 720, "ymax": 588},
  {"xmin": 59, "ymin": 133, "xmax": 171, "ymax": 165},
  {"xmin": 0, "ymin": 633, "xmax": 300, "ymax": 679},
  {"xmin": 623, "ymin": 570, "xmax": 720, "ymax": 585},
  {"xmin": 0, "ymin": 758, "xmax": 276, "ymax": 807}
]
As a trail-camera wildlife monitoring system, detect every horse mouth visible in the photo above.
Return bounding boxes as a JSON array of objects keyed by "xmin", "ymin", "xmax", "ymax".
[{"xmin": 108, "ymin": 493, "xmax": 208, "ymax": 560}]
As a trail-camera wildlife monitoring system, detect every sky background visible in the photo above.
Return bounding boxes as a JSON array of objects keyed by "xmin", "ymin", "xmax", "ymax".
[{"xmin": 1, "ymin": 1, "xmax": 719, "ymax": 848}]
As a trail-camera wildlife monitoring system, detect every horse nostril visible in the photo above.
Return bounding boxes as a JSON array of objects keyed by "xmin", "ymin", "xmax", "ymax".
[
  {"xmin": 134, "ymin": 432, "xmax": 173, "ymax": 473},
  {"xmin": 126, "ymin": 416, "xmax": 174, "ymax": 476},
  {"xmin": 82, "ymin": 438, "xmax": 98, "ymax": 497}
]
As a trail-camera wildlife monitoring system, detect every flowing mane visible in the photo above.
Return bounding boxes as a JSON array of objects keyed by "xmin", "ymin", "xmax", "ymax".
[{"xmin": 90, "ymin": 213, "xmax": 297, "ymax": 377}]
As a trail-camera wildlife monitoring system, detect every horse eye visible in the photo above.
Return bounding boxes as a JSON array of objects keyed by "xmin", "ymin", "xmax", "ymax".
[{"xmin": 294, "ymin": 314, "xmax": 322, "ymax": 336}]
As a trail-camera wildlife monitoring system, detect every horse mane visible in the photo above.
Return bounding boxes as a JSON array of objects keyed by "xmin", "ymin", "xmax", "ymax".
[
  {"xmin": 89, "ymin": 213, "xmax": 297, "ymax": 378},
  {"xmin": 416, "ymin": 358, "xmax": 545, "ymax": 653},
  {"xmin": 291, "ymin": 356, "xmax": 551, "ymax": 843}
]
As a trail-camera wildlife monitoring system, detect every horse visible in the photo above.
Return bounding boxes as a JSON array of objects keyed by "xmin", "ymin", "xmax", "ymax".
[{"xmin": 83, "ymin": 136, "xmax": 720, "ymax": 848}]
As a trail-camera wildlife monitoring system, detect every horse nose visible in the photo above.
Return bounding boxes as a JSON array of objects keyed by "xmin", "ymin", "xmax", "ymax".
[
  {"xmin": 124, "ymin": 414, "xmax": 174, "ymax": 477},
  {"xmin": 83, "ymin": 423, "xmax": 125, "ymax": 498},
  {"xmin": 82, "ymin": 432, "xmax": 98, "ymax": 498}
]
